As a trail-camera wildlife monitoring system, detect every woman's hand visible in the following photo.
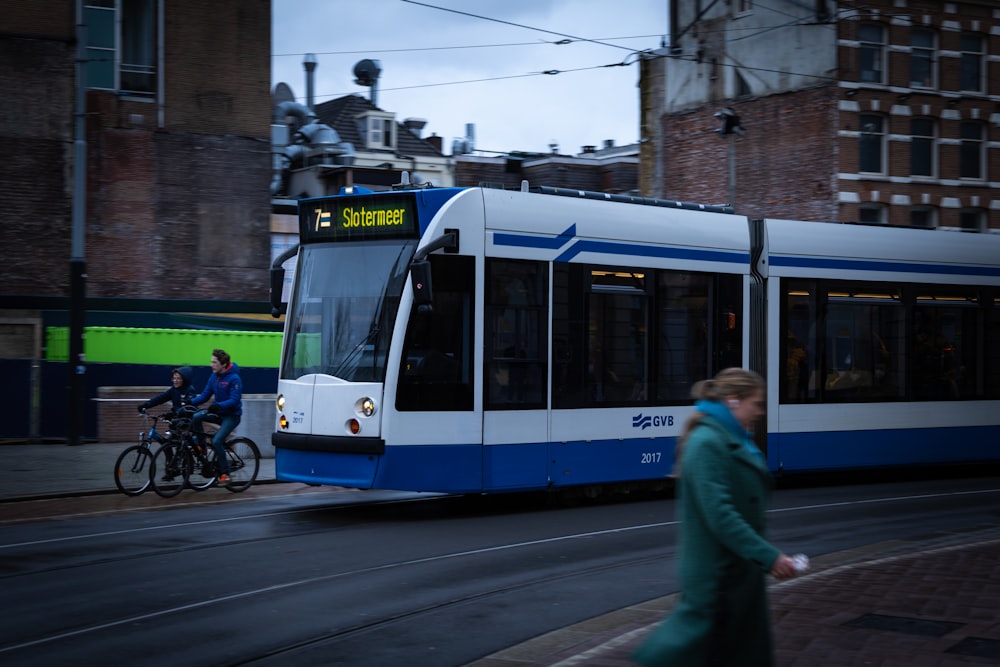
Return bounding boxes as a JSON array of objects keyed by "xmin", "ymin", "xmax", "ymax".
[{"xmin": 770, "ymin": 554, "xmax": 799, "ymax": 580}]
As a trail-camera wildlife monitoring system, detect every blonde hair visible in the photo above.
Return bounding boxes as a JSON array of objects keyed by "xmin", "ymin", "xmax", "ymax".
[
  {"xmin": 689, "ymin": 367, "xmax": 764, "ymax": 404},
  {"xmin": 672, "ymin": 368, "xmax": 764, "ymax": 477}
]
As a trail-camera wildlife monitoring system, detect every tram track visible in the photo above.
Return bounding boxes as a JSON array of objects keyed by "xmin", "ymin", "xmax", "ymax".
[{"xmin": 2, "ymin": 478, "xmax": 1000, "ymax": 667}]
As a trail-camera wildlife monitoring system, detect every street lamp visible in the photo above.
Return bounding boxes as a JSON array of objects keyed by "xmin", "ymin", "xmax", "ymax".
[{"xmin": 714, "ymin": 107, "xmax": 745, "ymax": 208}]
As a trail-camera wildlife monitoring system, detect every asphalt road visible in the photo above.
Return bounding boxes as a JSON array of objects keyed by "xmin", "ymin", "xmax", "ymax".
[{"xmin": 1, "ymin": 475, "xmax": 998, "ymax": 666}]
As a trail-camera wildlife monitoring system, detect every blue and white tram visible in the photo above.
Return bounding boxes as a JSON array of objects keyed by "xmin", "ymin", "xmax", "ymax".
[
  {"xmin": 270, "ymin": 184, "xmax": 1000, "ymax": 492},
  {"xmin": 760, "ymin": 218, "xmax": 1000, "ymax": 472}
]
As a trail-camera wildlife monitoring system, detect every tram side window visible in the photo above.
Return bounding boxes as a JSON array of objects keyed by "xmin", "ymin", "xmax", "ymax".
[
  {"xmin": 552, "ymin": 264, "xmax": 650, "ymax": 407},
  {"xmin": 782, "ymin": 281, "xmax": 817, "ymax": 403},
  {"xmin": 987, "ymin": 293, "xmax": 1000, "ymax": 399},
  {"xmin": 911, "ymin": 290, "xmax": 978, "ymax": 400},
  {"xmin": 485, "ymin": 259, "xmax": 548, "ymax": 409},
  {"xmin": 656, "ymin": 272, "xmax": 741, "ymax": 401},
  {"xmin": 396, "ymin": 255, "xmax": 475, "ymax": 411},
  {"xmin": 588, "ymin": 268, "xmax": 649, "ymax": 404},
  {"xmin": 821, "ymin": 285, "xmax": 904, "ymax": 402}
]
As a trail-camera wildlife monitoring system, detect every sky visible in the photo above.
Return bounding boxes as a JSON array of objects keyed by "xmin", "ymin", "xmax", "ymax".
[{"xmin": 271, "ymin": 0, "xmax": 669, "ymax": 156}]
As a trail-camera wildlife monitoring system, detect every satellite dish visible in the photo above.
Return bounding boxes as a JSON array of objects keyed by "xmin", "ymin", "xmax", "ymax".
[
  {"xmin": 272, "ymin": 82, "xmax": 295, "ymax": 106},
  {"xmin": 353, "ymin": 59, "xmax": 382, "ymax": 87}
]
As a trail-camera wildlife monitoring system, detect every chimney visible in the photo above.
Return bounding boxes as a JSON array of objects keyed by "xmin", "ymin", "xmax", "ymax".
[
  {"xmin": 426, "ymin": 133, "xmax": 443, "ymax": 152},
  {"xmin": 303, "ymin": 53, "xmax": 317, "ymax": 111}
]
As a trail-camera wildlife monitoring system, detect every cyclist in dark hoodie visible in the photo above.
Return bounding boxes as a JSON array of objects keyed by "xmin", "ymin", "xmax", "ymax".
[
  {"xmin": 189, "ymin": 349, "xmax": 243, "ymax": 484},
  {"xmin": 138, "ymin": 366, "xmax": 198, "ymax": 417}
]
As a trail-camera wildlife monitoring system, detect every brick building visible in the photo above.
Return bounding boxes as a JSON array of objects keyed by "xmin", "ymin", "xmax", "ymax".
[
  {"xmin": 640, "ymin": 0, "xmax": 998, "ymax": 229},
  {"xmin": 0, "ymin": 1, "xmax": 272, "ymax": 441},
  {"xmin": 0, "ymin": 0, "xmax": 271, "ymax": 312},
  {"xmin": 453, "ymin": 141, "xmax": 639, "ymax": 193}
]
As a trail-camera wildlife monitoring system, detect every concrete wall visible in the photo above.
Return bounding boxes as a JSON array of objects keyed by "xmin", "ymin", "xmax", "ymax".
[{"xmin": 97, "ymin": 387, "xmax": 275, "ymax": 457}]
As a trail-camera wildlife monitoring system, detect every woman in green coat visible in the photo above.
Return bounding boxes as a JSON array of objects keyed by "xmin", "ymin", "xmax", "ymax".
[{"xmin": 634, "ymin": 368, "xmax": 800, "ymax": 667}]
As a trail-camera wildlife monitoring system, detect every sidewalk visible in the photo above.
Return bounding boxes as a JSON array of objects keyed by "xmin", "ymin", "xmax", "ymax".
[
  {"xmin": 0, "ymin": 441, "xmax": 276, "ymax": 501},
  {"xmin": 2, "ymin": 442, "xmax": 999, "ymax": 666}
]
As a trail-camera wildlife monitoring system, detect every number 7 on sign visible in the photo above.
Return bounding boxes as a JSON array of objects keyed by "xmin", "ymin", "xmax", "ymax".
[{"xmin": 313, "ymin": 208, "xmax": 331, "ymax": 231}]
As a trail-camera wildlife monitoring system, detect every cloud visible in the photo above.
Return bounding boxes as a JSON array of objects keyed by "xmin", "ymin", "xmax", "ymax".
[{"xmin": 272, "ymin": 0, "xmax": 666, "ymax": 154}]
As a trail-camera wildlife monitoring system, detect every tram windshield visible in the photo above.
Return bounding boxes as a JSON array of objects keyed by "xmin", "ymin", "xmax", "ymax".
[{"xmin": 281, "ymin": 240, "xmax": 417, "ymax": 381}]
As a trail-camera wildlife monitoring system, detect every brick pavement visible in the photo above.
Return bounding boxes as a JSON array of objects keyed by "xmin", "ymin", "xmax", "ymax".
[{"xmin": 469, "ymin": 528, "xmax": 1000, "ymax": 667}]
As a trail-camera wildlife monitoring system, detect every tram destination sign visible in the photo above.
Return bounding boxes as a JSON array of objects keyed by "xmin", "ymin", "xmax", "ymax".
[{"xmin": 300, "ymin": 193, "xmax": 419, "ymax": 242}]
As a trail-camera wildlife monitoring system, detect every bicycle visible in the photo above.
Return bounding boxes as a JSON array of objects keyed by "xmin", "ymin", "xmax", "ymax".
[
  {"xmin": 113, "ymin": 411, "xmax": 176, "ymax": 496},
  {"xmin": 149, "ymin": 413, "xmax": 260, "ymax": 498}
]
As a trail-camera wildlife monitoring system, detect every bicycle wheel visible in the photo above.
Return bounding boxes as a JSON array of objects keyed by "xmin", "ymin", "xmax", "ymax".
[
  {"xmin": 113, "ymin": 445, "xmax": 153, "ymax": 496},
  {"xmin": 222, "ymin": 437, "xmax": 260, "ymax": 493},
  {"xmin": 150, "ymin": 443, "xmax": 188, "ymax": 498},
  {"xmin": 187, "ymin": 445, "xmax": 217, "ymax": 491}
]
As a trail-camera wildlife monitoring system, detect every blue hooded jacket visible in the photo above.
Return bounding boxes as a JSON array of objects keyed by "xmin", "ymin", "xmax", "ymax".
[
  {"xmin": 190, "ymin": 362, "xmax": 243, "ymax": 417},
  {"xmin": 141, "ymin": 366, "xmax": 198, "ymax": 413}
]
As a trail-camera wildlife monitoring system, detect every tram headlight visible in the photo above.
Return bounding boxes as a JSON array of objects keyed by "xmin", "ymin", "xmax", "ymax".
[
  {"xmin": 355, "ymin": 396, "xmax": 377, "ymax": 417},
  {"xmin": 276, "ymin": 394, "xmax": 285, "ymax": 411},
  {"xmin": 361, "ymin": 397, "xmax": 376, "ymax": 417}
]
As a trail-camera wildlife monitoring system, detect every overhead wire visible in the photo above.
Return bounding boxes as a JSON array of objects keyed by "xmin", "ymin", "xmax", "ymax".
[
  {"xmin": 398, "ymin": 0, "xmax": 637, "ymax": 52},
  {"xmin": 279, "ymin": 1, "xmax": 848, "ymax": 103}
]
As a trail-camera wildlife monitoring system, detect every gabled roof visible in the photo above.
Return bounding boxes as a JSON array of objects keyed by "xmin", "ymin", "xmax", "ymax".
[{"xmin": 314, "ymin": 94, "xmax": 444, "ymax": 158}]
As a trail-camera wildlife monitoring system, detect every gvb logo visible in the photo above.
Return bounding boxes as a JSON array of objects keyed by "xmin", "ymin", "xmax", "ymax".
[{"xmin": 632, "ymin": 413, "xmax": 674, "ymax": 430}]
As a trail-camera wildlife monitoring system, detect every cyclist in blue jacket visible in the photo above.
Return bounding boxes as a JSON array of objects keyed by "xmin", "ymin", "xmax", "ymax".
[{"xmin": 189, "ymin": 349, "xmax": 243, "ymax": 484}]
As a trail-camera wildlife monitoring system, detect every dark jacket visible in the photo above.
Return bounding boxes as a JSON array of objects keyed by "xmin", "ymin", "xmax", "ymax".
[
  {"xmin": 634, "ymin": 414, "xmax": 780, "ymax": 667},
  {"xmin": 190, "ymin": 362, "xmax": 243, "ymax": 417},
  {"xmin": 140, "ymin": 367, "xmax": 198, "ymax": 414}
]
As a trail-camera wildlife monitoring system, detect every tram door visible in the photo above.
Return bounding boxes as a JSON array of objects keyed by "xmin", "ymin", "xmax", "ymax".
[{"xmin": 483, "ymin": 259, "xmax": 549, "ymax": 490}]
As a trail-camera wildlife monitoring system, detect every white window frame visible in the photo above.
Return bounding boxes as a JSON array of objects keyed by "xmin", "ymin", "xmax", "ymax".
[
  {"xmin": 84, "ymin": 0, "xmax": 158, "ymax": 97},
  {"xmin": 858, "ymin": 24, "xmax": 886, "ymax": 85},
  {"xmin": 910, "ymin": 206, "xmax": 937, "ymax": 229},
  {"xmin": 909, "ymin": 28, "xmax": 936, "ymax": 89},
  {"xmin": 959, "ymin": 208, "xmax": 985, "ymax": 233},
  {"xmin": 859, "ymin": 114, "xmax": 886, "ymax": 175},
  {"xmin": 360, "ymin": 113, "xmax": 396, "ymax": 150},
  {"xmin": 959, "ymin": 121, "xmax": 984, "ymax": 181},
  {"xmin": 909, "ymin": 117, "xmax": 936, "ymax": 178},
  {"xmin": 959, "ymin": 33, "xmax": 984, "ymax": 93}
]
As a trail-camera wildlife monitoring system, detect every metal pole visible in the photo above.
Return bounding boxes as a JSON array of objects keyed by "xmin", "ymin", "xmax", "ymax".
[
  {"xmin": 728, "ymin": 137, "xmax": 736, "ymax": 208},
  {"xmin": 68, "ymin": 1, "xmax": 88, "ymax": 445}
]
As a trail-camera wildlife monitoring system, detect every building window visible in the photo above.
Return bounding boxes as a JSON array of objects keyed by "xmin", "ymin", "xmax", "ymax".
[
  {"xmin": 859, "ymin": 114, "xmax": 885, "ymax": 174},
  {"xmin": 910, "ymin": 29, "xmax": 935, "ymax": 89},
  {"xmin": 910, "ymin": 118, "xmax": 935, "ymax": 177},
  {"xmin": 910, "ymin": 207, "xmax": 936, "ymax": 228},
  {"xmin": 959, "ymin": 209, "xmax": 985, "ymax": 233},
  {"xmin": 858, "ymin": 24, "xmax": 885, "ymax": 84},
  {"xmin": 736, "ymin": 0, "xmax": 753, "ymax": 14},
  {"xmin": 960, "ymin": 121, "xmax": 984, "ymax": 179},
  {"xmin": 859, "ymin": 204, "xmax": 886, "ymax": 224},
  {"xmin": 959, "ymin": 33, "xmax": 984, "ymax": 93},
  {"xmin": 362, "ymin": 115, "xmax": 395, "ymax": 149},
  {"xmin": 85, "ymin": 0, "xmax": 158, "ymax": 96}
]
